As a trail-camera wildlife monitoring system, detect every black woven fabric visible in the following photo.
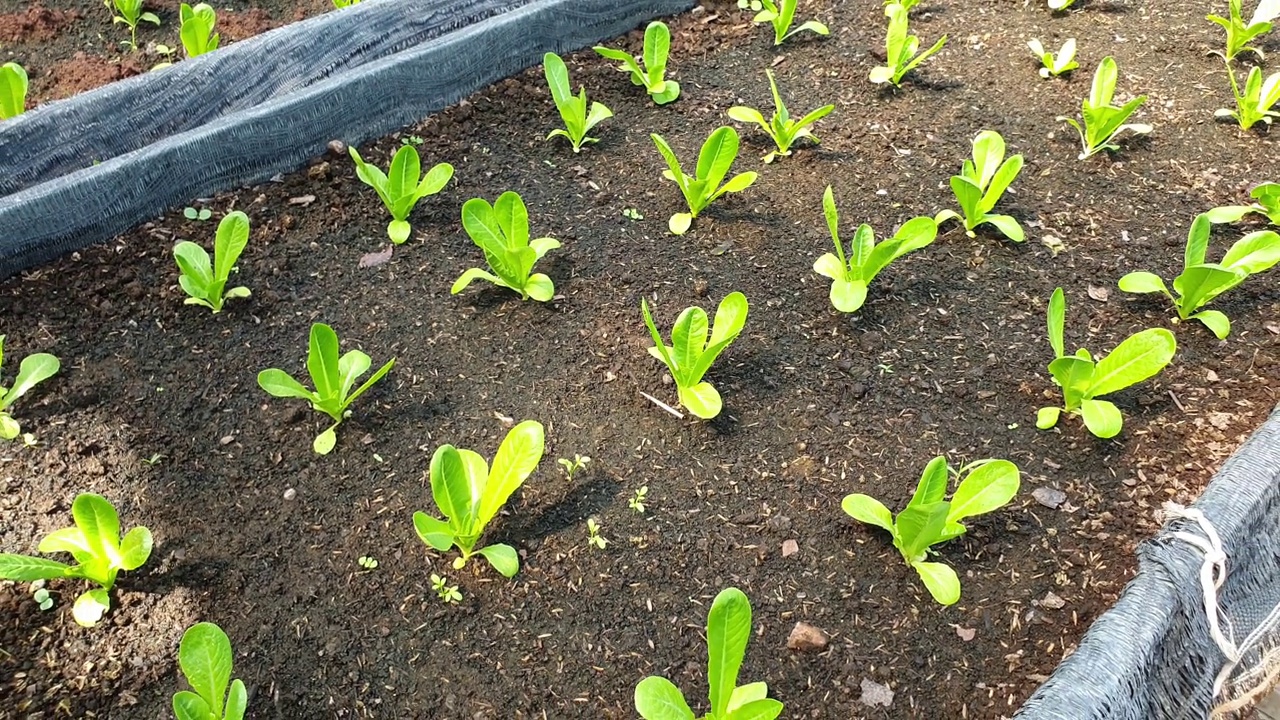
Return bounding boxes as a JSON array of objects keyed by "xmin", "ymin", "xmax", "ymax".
[{"xmin": 0, "ymin": 0, "xmax": 694, "ymax": 279}]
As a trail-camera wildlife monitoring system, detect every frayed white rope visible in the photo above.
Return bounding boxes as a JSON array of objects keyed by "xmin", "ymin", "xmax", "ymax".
[{"xmin": 1163, "ymin": 502, "xmax": 1241, "ymax": 695}]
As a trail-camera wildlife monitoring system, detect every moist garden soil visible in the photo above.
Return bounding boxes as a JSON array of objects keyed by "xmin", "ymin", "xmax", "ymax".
[
  {"xmin": 0, "ymin": 0, "xmax": 331, "ymax": 105},
  {"xmin": 2, "ymin": 1, "xmax": 1280, "ymax": 718}
]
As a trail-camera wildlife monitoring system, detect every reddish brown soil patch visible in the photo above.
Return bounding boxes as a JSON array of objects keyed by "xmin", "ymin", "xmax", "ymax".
[
  {"xmin": 44, "ymin": 52, "xmax": 144, "ymax": 100},
  {"xmin": 218, "ymin": 9, "xmax": 279, "ymax": 43},
  {"xmin": 0, "ymin": 6, "xmax": 80, "ymax": 43}
]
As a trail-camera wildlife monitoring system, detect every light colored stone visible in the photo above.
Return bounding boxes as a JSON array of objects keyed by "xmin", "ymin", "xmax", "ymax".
[
  {"xmin": 786, "ymin": 622, "xmax": 828, "ymax": 653},
  {"xmin": 860, "ymin": 678, "xmax": 894, "ymax": 707},
  {"xmin": 781, "ymin": 539, "xmax": 799, "ymax": 557}
]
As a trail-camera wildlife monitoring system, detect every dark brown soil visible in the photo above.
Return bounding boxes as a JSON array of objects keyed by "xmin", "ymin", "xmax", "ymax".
[
  {"xmin": 0, "ymin": 0, "xmax": 330, "ymax": 106},
  {"xmin": 2, "ymin": 1, "xmax": 1279, "ymax": 718}
]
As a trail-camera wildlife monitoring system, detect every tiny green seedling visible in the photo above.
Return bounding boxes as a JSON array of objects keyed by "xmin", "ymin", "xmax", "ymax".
[
  {"xmin": 174, "ymin": 210, "xmax": 252, "ymax": 313},
  {"xmin": 1059, "ymin": 57, "xmax": 1152, "ymax": 159},
  {"xmin": 413, "ymin": 420, "xmax": 545, "ymax": 578},
  {"xmin": 934, "ymin": 130, "xmax": 1025, "ymax": 242},
  {"xmin": 594, "ymin": 21, "xmax": 681, "ymax": 104},
  {"xmin": 0, "ymin": 336, "xmax": 60, "ymax": 441},
  {"xmin": 0, "ymin": 62, "xmax": 28, "ymax": 120},
  {"xmin": 629, "ymin": 486, "xmax": 649, "ymax": 513},
  {"xmin": 1027, "ymin": 38, "xmax": 1078, "ymax": 78},
  {"xmin": 586, "ymin": 518, "xmax": 608, "ymax": 550},
  {"xmin": 813, "ymin": 186, "xmax": 937, "ymax": 313},
  {"xmin": 842, "ymin": 457, "xmax": 1020, "ymax": 605},
  {"xmin": 623, "ymin": 207, "xmax": 644, "ymax": 221},
  {"xmin": 1207, "ymin": 0, "xmax": 1277, "ymax": 60},
  {"xmin": 173, "ymin": 622, "xmax": 247, "ymax": 720},
  {"xmin": 651, "ymin": 127, "xmax": 758, "ymax": 235},
  {"xmin": 1216, "ymin": 64, "xmax": 1280, "ymax": 129},
  {"xmin": 349, "ymin": 144, "xmax": 454, "ymax": 244},
  {"xmin": 332, "ymin": 0, "xmax": 362, "ymax": 7},
  {"xmin": 557, "ymin": 454, "xmax": 591, "ymax": 481},
  {"xmin": 1037, "ymin": 287, "xmax": 1176, "ymax": 438},
  {"xmin": 431, "ymin": 573, "xmax": 462, "ymax": 604},
  {"xmin": 179, "ymin": 3, "xmax": 219, "ymax": 58},
  {"xmin": 0, "ymin": 493, "xmax": 152, "ymax": 627},
  {"xmin": 33, "ymin": 587, "xmax": 54, "ymax": 611},
  {"xmin": 642, "ymin": 292, "xmax": 748, "ymax": 420},
  {"xmin": 1208, "ymin": 182, "xmax": 1280, "ymax": 226},
  {"xmin": 1118, "ymin": 212, "xmax": 1280, "ymax": 339},
  {"xmin": 184, "ymin": 207, "xmax": 212, "ymax": 221},
  {"xmin": 453, "ymin": 191, "xmax": 561, "ymax": 301},
  {"xmin": 543, "ymin": 52, "xmax": 612, "ymax": 152},
  {"xmin": 750, "ymin": 0, "xmax": 829, "ymax": 46},
  {"xmin": 357, "ymin": 555, "xmax": 378, "ymax": 570},
  {"xmin": 401, "ymin": 135, "xmax": 424, "ymax": 146},
  {"xmin": 109, "ymin": 0, "xmax": 161, "ymax": 51},
  {"xmin": 869, "ymin": 2, "xmax": 947, "ymax": 87},
  {"xmin": 634, "ymin": 587, "xmax": 783, "ymax": 720},
  {"xmin": 257, "ymin": 323, "xmax": 395, "ymax": 455},
  {"xmin": 727, "ymin": 69, "xmax": 834, "ymax": 163}
]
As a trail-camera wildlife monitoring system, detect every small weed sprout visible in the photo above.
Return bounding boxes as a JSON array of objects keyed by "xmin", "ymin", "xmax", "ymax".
[
  {"xmin": 629, "ymin": 486, "xmax": 649, "ymax": 513},
  {"xmin": 33, "ymin": 587, "xmax": 54, "ymax": 611},
  {"xmin": 0, "ymin": 62, "xmax": 29, "ymax": 119},
  {"xmin": 586, "ymin": 519, "xmax": 609, "ymax": 550},
  {"xmin": 141, "ymin": 453, "xmax": 165, "ymax": 466},
  {"xmin": 183, "ymin": 207, "xmax": 212, "ymax": 221},
  {"xmin": 108, "ymin": 0, "xmax": 161, "ymax": 52},
  {"xmin": 357, "ymin": 556, "xmax": 378, "ymax": 570},
  {"xmin": 558, "ymin": 454, "xmax": 591, "ymax": 481},
  {"xmin": 431, "ymin": 573, "xmax": 462, "ymax": 604},
  {"xmin": 1027, "ymin": 38, "xmax": 1078, "ymax": 78}
]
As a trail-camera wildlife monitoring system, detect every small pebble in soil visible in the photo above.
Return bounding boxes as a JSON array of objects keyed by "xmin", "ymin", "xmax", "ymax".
[
  {"xmin": 1032, "ymin": 487, "xmax": 1067, "ymax": 509},
  {"xmin": 326, "ymin": 139, "xmax": 346, "ymax": 156},
  {"xmin": 786, "ymin": 622, "xmax": 829, "ymax": 652},
  {"xmin": 859, "ymin": 678, "xmax": 894, "ymax": 708},
  {"xmin": 781, "ymin": 539, "xmax": 799, "ymax": 557},
  {"xmin": 283, "ymin": 488, "xmax": 297, "ymax": 501},
  {"xmin": 1037, "ymin": 592, "xmax": 1067, "ymax": 610}
]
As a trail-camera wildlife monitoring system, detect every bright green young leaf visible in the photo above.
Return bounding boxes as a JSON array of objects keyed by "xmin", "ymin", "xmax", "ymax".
[
  {"xmin": 0, "ymin": 337, "xmax": 61, "ymax": 439},
  {"xmin": 0, "ymin": 62, "xmax": 28, "ymax": 119},
  {"xmin": 174, "ymin": 210, "xmax": 252, "ymax": 313},
  {"xmin": 635, "ymin": 676, "xmax": 696, "ymax": 720},
  {"xmin": 869, "ymin": 3, "xmax": 947, "ymax": 86},
  {"xmin": 912, "ymin": 561, "xmax": 961, "ymax": 605},
  {"xmin": 651, "ymin": 127, "xmax": 756, "ymax": 234},
  {"xmin": 349, "ymin": 144, "xmax": 453, "ymax": 244},
  {"xmin": 642, "ymin": 292, "xmax": 749, "ymax": 419},
  {"xmin": 179, "ymin": 3, "xmax": 219, "ymax": 58},
  {"xmin": 840, "ymin": 494, "xmax": 895, "ymax": 534},
  {"xmin": 1079, "ymin": 398, "xmax": 1124, "ymax": 438},
  {"xmin": 1058, "ymin": 57, "xmax": 1151, "ymax": 159},
  {"xmin": 595, "ymin": 22, "xmax": 681, "ymax": 104},
  {"xmin": 752, "ymin": 0, "xmax": 829, "ymax": 45},
  {"xmin": 543, "ymin": 52, "xmax": 613, "ymax": 152},
  {"xmin": 727, "ymin": 69, "xmax": 833, "ymax": 163},
  {"xmin": 935, "ymin": 130, "xmax": 1024, "ymax": 241}
]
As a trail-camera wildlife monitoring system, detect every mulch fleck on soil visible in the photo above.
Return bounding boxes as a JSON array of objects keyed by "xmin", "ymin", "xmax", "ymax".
[{"xmin": 1, "ymin": 1, "xmax": 1279, "ymax": 718}]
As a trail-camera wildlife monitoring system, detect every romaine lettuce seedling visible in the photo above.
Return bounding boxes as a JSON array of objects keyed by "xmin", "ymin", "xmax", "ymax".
[
  {"xmin": 813, "ymin": 186, "xmax": 937, "ymax": 313},
  {"xmin": 173, "ymin": 622, "xmax": 247, "ymax": 720},
  {"xmin": 1037, "ymin": 287, "xmax": 1176, "ymax": 438},
  {"xmin": 452, "ymin": 191, "xmax": 561, "ymax": 301},
  {"xmin": 1048, "ymin": 0, "xmax": 1076, "ymax": 10},
  {"xmin": 1118, "ymin": 212, "xmax": 1280, "ymax": 339},
  {"xmin": 1207, "ymin": 0, "xmax": 1277, "ymax": 60},
  {"xmin": 1216, "ymin": 64, "xmax": 1280, "ymax": 129},
  {"xmin": 1207, "ymin": 182, "xmax": 1280, "ymax": 225},
  {"xmin": 174, "ymin": 210, "xmax": 251, "ymax": 313},
  {"xmin": 0, "ymin": 62, "xmax": 27, "ymax": 119},
  {"xmin": 257, "ymin": 323, "xmax": 395, "ymax": 455},
  {"xmin": 179, "ymin": 3, "xmax": 219, "ymax": 58},
  {"xmin": 634, "ymin": 587, "xmax": 783, "ymax": 720},
  {"xmin": 110, "ymin": 0, "xmax": 161, "ymax": 52},
  {"xmin": 1058, "ymin": 57, "xmax": 1152, "ymax": 159},
  {"xmin": 542, "ymin": 52, "xmax": 612, "ymax": 153},
  {"xmin": 413, "ymin": 420, "xmax": 545, "ymax": 578},
  {"xmin": 751, "ymin": 0, "xmax": 829, "ymax": 46},
  {"xmin": 349, "ymin": 144, "xmax": 454, "ymax": 244},
  {"xmin": 843, "ymin": 456, "xmax": 1019, "ymax": 605},
  {"xmin": 0, "ymin": 493, "xmax": 152, "ymax": 627},
  {"xmin": 0, "ymin": 335, "xmax": 59, "ymax": 441},
  {"xmin": 885, "ymin": 0, "xmax": 921, "ymax": 9},
  {"xmin": 934, "ymin": 130, "xmax": 1025, "ymax": 242},
  {"xmin": 642, "ymin": 291, "xmax": 748, "ymax": 420},
  {"xmin": 869, "ymin": 3, "xmax": 947, "ymax": 87},
  {"xmin": 594, "ymin": 22, "xmax": 681, "ymax": 105},
  {"xmin": 651, "ymin": 127, "xmax": 758, "ymax": 235},
  {"xmin": 1027, "ymin": 38, "xmax": 1078, "ymax": 78},
  {"xmin": 727, "ymin": 69, "xmax": 834, "ymax": 163}
]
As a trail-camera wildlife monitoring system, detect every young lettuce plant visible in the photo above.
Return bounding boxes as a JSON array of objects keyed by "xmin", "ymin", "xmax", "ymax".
[
  {"xmin": 842, "ymin": 457, "xmax": 1020, "ymax": 605},
  {"xmin": 1118, "ymin": 212, "xmax": 1280, "ymax": 339},
  {"xmin": 651, "ymin": 127, "xmax": 758, "ymax": 235},
  {"xmin": 257, "ymin": 323, "xmax": 395, "ymax": 455},
  {"xmin": 348, "ymin": 144, "xmax": 454, "ymax": 244},
  {"xmin": 413, "ymin": 420, "xmax": 545, "ymax": 578},
  {"xmin": 1208, "ymin": 182, "xmax": 1280, "ymax": 225},
  {"xmin": 1207, "ymin": 0, "xmax": 1278, "ymax": 60},
  {"xmin": 542, "ymin": 52, "xmax": 612, "ymax": 153},
  {"xmin": 0, "ymin": 493, "xmax": 152, "ymax": 627},
  {"xmin": 110, "ymin": 0, "xmax": 161, "ymax": 52},
  {"xmin": 1037, "ymin": 287, "xmax": 1176, "ymax": 438},
  {"xmin": 634, "ymin": 587, "xmax": 783, "ymax": 720},
  {"xmin": 1058, "ymin": 57, "xmax": 1152, "ymax": 160},
  {"xmin": 1027, "ymin": 38, "xmax": 1078, "ymax": 78},
  {"xmin": 1048, "ymin": 0, "xmax": 1076, "ymax": 10},
  {"xmin": 174, "ymin": 622, "xmax": 247, "ymax": 720},
  {"xmin": 751, "ymin": 0, "xmax": 829, "ymax": 46},
  {"xmin": 179, "ymin": 3, "xmax": 219, "ymax": 58},
  {"xmin": 726, "ymin": 69, "xmax": 834, "ymax": 163},
  {"xmin": 452, "ymin": 191, "xmax": 561, "ymax": 301},
  {"xmin": 934, "ymin": 130, "xmax": 1026, "ymax": 242},
  {"xmin": 813, "ymin": 186, "xmax": 937, "ymax": 313},
  {"xmin": 0, "ymin": 336, "xmax": 59, "ymax": 440},
  {"xmin": 594, "ymin": 22, "xmax": 680, "ymax": 104},
  {"xmin": 641, "ymin": 292, "xmax": 748, "ymax": 420},
  {"xmin": 869, "ymin": 3, "xmax": 947, "ymax": 87},
  {"xmin": 0, "ymin": 62, "xmax": 27, "ymax": 119},
  {"xmin": 173, "ymin": 210, "xmax": 251, "ymax": 313},
  {"xmin": 1215, "ymin": 64, "xmax": 1280, "ymax": 130}
]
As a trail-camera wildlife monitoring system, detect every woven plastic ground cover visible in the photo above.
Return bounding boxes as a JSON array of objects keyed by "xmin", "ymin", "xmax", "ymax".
[
  {"xmin": 1015, "ymin": 403, "xmax": 1280, "ymax": 720},
  {"xmin": 0, "ymin": 0, "xmax": 695, "ymax": 279}
]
